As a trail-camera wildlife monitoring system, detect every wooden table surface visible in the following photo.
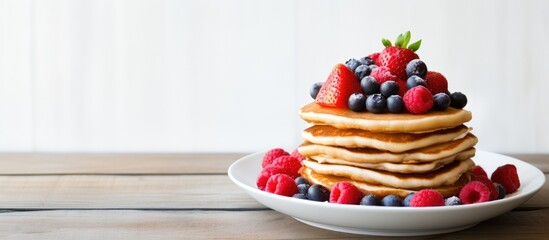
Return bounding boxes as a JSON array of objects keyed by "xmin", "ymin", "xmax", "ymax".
[{"xmin": 0, "ymin": 153, "xmax": 547, "ymax": 239}]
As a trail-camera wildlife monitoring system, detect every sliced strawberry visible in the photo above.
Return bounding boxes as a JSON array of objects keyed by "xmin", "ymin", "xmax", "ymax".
[{"xmin": 315, "ymin": 63, "xmax": 361, "ymax": 108}]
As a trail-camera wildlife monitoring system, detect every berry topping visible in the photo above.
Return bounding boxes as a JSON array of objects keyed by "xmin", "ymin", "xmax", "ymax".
[
  {"xmin": 379, "ymin": 31, "xmax": 421, "ymax": 80},
  {"xmin": 262, "ymin": 148, "xmax": 289, "ymax": 168},
  {"xmin": 472, "ymin": 165, "xmax": 489, "ymax": 178},
  {"xmin": 309, "ymin": 82, "xmax": 323, "ymax": 100},
  {"xmin": 424, "ymin": 71, "xmax": 448, "ymax": 94},
  {"xmin": 366, "ymin": 93, "xmax": 387, "ymax": 113},
  {"xmin": 354, "ymin": 64, "xmax": 372, "ymax": 80},
  {"xmin": 264, "ymin": 155, "xmax": 301, "ymax": 178},
  {"xmin": 406, "ymin": 59, "xmax": 428, "ymax": 78},
  {"xmin": 403, "ymin": 86, "xmax": 434, "ymax": 114},
  {"xmin": 307, "ymin": 184, "xmax": 330, "ymax": 202},
  {"xmin": 381, "ymin": 195, "xmax": 403, "ymax": 207},
  {"xmin": 360, "ymin": 76, "xmax": 380, "ymax": 95},
  {"xmin": 256, "ymin": 167, "xmax": 286, "ymax": 190},
  {"xmin": 459, "ymin": 181, "xmax": 491, "ymax": 204},
  {"xmin": 406, "ymin": 76, "xmax": 427, "ymax": 90},
  {"xmin": 265, "ymin": 174, "xmax": 298, "ymax": 197},
  {"xmin": 370, "ymin": 66, "xmax": 399, "ymax": 85},
  {"xmin": 329, "ymin": 182, "xmax": 363, "ymax": 204},
  {"xmin": 292, "ymin": 193, "xmax": 308, "ymax": 199},
  {"xmin": 360, "ymin": 194, "xmax": 381, "ymax": 206},
  {"xmin": 345, "ymin": 58, "xmax": 362, "ymax": 72},
  {"xmin": 473, "ymin": 175, "xmax": 499, "ymax": 201},
  {"xmin": 315, "ymin": 64, "xmax": 361, "ymax": 108},
  {"xmin": 386, "ymin": 95, "xmax": 404, "ymax": 113},
  {"xmin": 491, "ymin": 164, "xmax": 520, "ymax": 194},
  {"xmin": 450, "ymin": 92, "xmax": 468, "ymax": 109},
  {"xmin": 433, "ymin": 93, "xmax": 451, "ymax": 111},
  {"xmin": 358, "ymin": 56, "xmax": 376, "ymax": 66},
  {"xmin": 403, "ymin": 192, "xmax": 415, "ymax": 206},
  {"xmin": 445, "ymin": 196, "xmax": 462, "ymax": 206},
  {"xmin": 409, "ymin": 189, "xmax": 445, "ymax": 207},
  {"xmin": 294, "ymin": 177, "xmax": 309, "ymax": 186},
  {"xmin": 368, "ymin": 52, "xmax": 380, "ymax": 65},
  {"xmin": 380, "ymin": 80, "xmax": 399, "ymax": 97},
  {"xmin": 348, "ymin": 93, "xmax": 367, "ymax": 112},
  {"xmin": 290, "ymin": 148, "xmax": 305, "ymax": 162},
  {"xmin": 494, "ymin": 183, "xmax": 506, "ymax": 200}
]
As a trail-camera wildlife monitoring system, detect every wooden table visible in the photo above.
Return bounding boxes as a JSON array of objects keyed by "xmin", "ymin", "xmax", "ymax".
[{"xmin": 0, "ymin": 153, "xmax": 547, "ymax": 239}]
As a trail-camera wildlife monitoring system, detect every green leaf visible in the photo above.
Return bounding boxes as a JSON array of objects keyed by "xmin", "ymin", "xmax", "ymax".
[
  {"xmin": 394, "ymin": 33, "xmax": 404, "ymax": 47},
  {"xmin": 402, "ymin": 31, "xmax": 411, "ymax": 48},
  {"xmin": 408, "ymin": 39, "xmax": 422, "ymax": 52},
  {"xmin": 382, "ymin": 38, "xmax": 392, "ymax": 47}
]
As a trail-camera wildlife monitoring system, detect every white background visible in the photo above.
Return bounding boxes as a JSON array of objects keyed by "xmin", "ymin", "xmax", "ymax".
[{"xmin": 1, "ymin": 0, "xmax": 548, "ymax": 153}]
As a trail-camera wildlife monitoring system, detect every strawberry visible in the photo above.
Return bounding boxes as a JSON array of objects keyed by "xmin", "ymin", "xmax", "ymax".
[
  {"xmin": 425, "ymin": 71, "xmax": 449, "ymax": 94},
  {"xmin": 378, "ymin": 31, "xmax": 421, "ymax": 80},
  {"xmin": 368, "ymin": 52, "xmax": 380, "ymax": 65},
  {"xmin": 315, "ymin": 63, "xmax": 361, "ymax": 108}
]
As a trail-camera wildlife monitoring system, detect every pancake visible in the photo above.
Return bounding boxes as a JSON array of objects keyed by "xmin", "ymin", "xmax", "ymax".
[
  {"xmin": 299, "ymin": 134, "xmax": 478, "ymax": 164},
  {"xmin": 302, "ymin": 124, "xmax": 471, "ymax": 153},
  {"xmin": 302, "ymin": 158, "xmax": 475, "ymax": 189},
  {"xmin": 300, "ymin": 167, "xmax": 471, "ymax": 198},
  {"xmin": 300, "ymin": 102, "xmax": 472, "ymax": 133},
  {"xmin": 308, "ymin": 148, "xmax": 475, "ymax": 173}
]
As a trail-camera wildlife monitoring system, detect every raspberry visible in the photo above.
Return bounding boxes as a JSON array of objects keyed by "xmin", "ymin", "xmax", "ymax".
[
  {"xmin": 409, "ymin": 189, "xmax": 445, "ymax": 207},
  {"xmin": 491, "ymin": 164, "xmax": 520, "ymax": 194},
  {"xmin": 265, "ymin": 155, "xmax": 301, "ymax": 178},
  {"xmin": 256, "ymin": 167, "xmax": 286, "ymax": 190},
  {"xmin": 459, "ymin": 181, "xmax": 491, "ymax": 204},
  {"xmin": 370, "ymin": 66, "xmax": 399, "ymax": 85},
  {"xmin": 265, "ymin": 174, "xmax": 298, "ymax": 197},
  {"xmin": 291, "ymin": 148, "xmax": 305, "ymax": 162},
  {"xmin": 472, "ymin": 165, "xmax": 488, "ymax": 178},
  {"xmin": 261, "ymin": 148, "xmax": 289, "ymax": 168},
  {"xmin": 329, "ymin": 182, "xmax": 363, "ymax": 204},
  {"xmin": 473, "ymin": 175, "xmax": 498, "ymax": 200},
  {"xmin": 403, "ymin": 86, "xmax": 434, "ymax": 114},
  {"xmin": 424, "ymin": 71, "xmax": 448, "ymax": 94}
]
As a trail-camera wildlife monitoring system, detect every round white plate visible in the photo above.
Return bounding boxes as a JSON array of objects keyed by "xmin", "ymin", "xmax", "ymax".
[{"xmin": 228, "ymin": 150, "xmax": 545, "ymax": 236}]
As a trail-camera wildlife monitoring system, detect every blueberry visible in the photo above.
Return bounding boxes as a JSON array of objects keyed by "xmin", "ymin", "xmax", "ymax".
[
  {"xmin": 403, "ymin": 192, "xmax": 415, "ymax": 207},
  {"xmin": 293, "ymin": 193, "xmax": 308, "ymax": 200},
  {"xmin": 366, "ymin": 94, "xmax": 386, "ymax": 113},
  {"xmin": 295, "ymin": 177, "xmax": 309, "ymax": 185},
  {"xmin": 345, "ymin": 58, "xmax": 362, "ymax": 72},
  {"xmin": 386, "ymin": 95, "xmax": 404, "ymax": 113},
  {"xmin": 360, "ymin": 194, "xmax": 381, "ymax": 206},
  {"xmin": 380, "ymin": 81, "xmax": 399, "ymax": 97},
  {"xmin": 354, "ymin": 65, "xmax": 371, "ymax": 80},
  {"xmin": 406, "ymin": 59, "xmax": 428, "ymax": 78},
  {"xmin": 433, "ymin": 93, "xmax": 451, "ymax": 111},
  {"xmin": 368, "ymin": 65, "xmax": 378, "ymax": 70},
  {"xmin": 360, "ymin": 76, "xmax": 380, "ymax": 95},
  {"xmin": 348, "ymin": 93, "xmax": 367, "ymax": 112},
  {"xmin": 495, "ymin": 183, "xmax": 506, "ymax": 199},
  {"xmin": 450, "ymin": 92, "xmax": 468, "ymax": 109},
  {"xmin": 445, "ymin": 196, "xmax": 462, "ymax": 206},
  {"xmin": 358, "ymin": 56, "xmax": 375, "ymax": 66},
  {"xmin": 381, "ymin": 195, "xmax": 403, "ymax": 207},
  {"xmin": 297, "ymin": 183, "xmax": 310, "ymax": 195},
  {"xmin": 309, "ymin": 82, "xmax": 323, "ymax": 100},
  {"xmin": 406, "ymin": 76, "xmax": 427, "ymax": 90},
  {"xmin": 307, "ymin": 184, "xmax": 330, "ymax": 202}
]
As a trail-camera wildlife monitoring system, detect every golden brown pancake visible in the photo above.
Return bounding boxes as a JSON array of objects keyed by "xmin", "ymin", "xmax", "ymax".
[
  {"xmin": 301, "ymin": 158, "xmax": 475, "ymax": 189},
  {"xmin": 300, "ymin": 166, "xmax": 472, "ymax": 198},
  {"xmin": 302, "ymin": 124, "xmax": 471, "ymax": 153},
  {"xmin": 308, "ymin": 148, "xmax": 475, "ymax": 173},
  {"xmin": 298, "ymin": 134, "xmax": 478, "ymax": 164},
  {"xmin": 299, "ymin": 102, "xmax": 472, "ymax": 133}
]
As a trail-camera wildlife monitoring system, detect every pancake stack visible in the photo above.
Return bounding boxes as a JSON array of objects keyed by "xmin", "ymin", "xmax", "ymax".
[{"xmin": 298, "ymin": 102, "xmax": 478, "ymax": 198}]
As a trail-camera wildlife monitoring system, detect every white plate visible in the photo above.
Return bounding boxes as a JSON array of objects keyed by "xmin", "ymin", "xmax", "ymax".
[{"xmin": 228, "ymin": 150, "xmax": 545, "ymax": 236}]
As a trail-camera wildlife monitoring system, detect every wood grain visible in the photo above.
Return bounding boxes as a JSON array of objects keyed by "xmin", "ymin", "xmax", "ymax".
[{"xmin": 0, "ymin": 209, "xmax": 548, "ymax": 239}]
